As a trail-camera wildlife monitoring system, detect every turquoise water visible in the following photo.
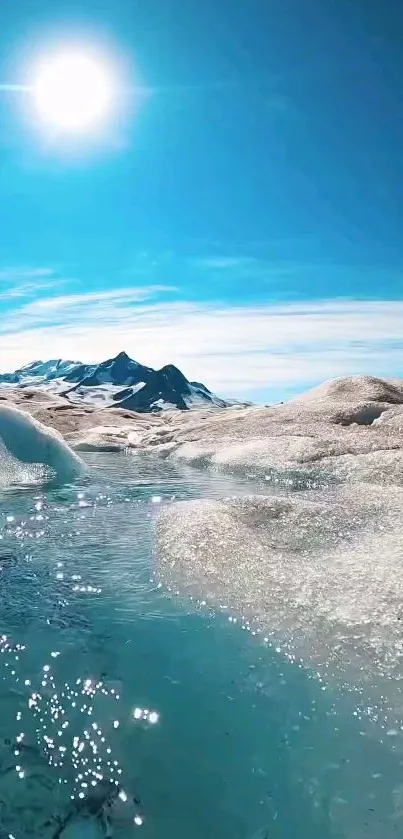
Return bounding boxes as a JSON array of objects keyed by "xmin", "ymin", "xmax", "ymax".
[{"xmin": 0, "ymin": 453, "xmax": 401, "ymax": 838}]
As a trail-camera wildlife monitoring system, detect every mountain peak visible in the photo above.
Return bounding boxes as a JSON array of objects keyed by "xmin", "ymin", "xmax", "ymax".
[{"xmin": 0, "ymin": 354, "xmax": 231, "ymax": 412}]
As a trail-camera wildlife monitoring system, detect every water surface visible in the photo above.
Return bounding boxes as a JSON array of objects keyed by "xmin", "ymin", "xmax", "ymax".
[{"xmin": 0, "ymin": 453, "xmax": 401, "ymax": 838}]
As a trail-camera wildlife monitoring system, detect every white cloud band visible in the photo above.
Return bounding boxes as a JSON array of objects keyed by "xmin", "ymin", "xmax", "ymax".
[{"xmin": 0, "ymin": 291, "xmax": 402, "ymax": 399}]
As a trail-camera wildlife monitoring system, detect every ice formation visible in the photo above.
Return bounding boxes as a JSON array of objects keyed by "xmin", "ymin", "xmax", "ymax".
[
  {"xmin": 0, "ymin": 404, "xmax": 85, "ymax": 484},
  {"xmin": 1, "ymin": 375, "xmax": 403, "ymax": 698},
  {"xmin": 154, "ymin": 488, "xmax": 403, "ymax": 675},
  {"xmin": 149, "ymin": 375, "xmax": 403, "ymax": 705}
]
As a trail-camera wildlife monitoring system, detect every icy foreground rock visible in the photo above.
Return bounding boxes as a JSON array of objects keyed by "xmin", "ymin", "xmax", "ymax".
[
  {"xmin": 0, "ymin": 404, "xmax": 85, "ymax": 483},
  {"xmin": 153, "ymin": 374, "xmax": 403, "ymax": 696},
  {"xmin": 2, "ymin": 373, "xmax": 403, "ymax": 484},
  {"xmin": 154, "ymin": 489, "xmax": 403, "ymax": 685}
]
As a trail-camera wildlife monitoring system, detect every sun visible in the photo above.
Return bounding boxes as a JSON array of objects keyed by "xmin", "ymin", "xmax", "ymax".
[{"xmin": 33, "ymin": 52, "xmax": 114, "ymax": 132}]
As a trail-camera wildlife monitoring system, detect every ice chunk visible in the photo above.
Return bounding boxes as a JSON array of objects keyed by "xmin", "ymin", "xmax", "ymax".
[
  {"xmin": 0, "ymin": 404, "xmax": 85, "ymax": 483},
  {"xmin": 154, "ymin": 484, "xmax": 403, "ymax": 699}
]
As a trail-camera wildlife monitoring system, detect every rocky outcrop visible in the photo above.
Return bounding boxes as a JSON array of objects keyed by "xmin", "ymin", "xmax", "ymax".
[
  {"xmin": 0, "ymin": 353, "xmax": 227, "ymax": 411},
  {"xmin": 64, "ymin": 351, "xmax": 153, "ymax": 387}
]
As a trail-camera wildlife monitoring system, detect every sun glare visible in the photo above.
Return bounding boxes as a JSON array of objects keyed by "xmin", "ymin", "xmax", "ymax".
[{"xmin": 33, "ymin": 52, "xmax": 114, "ymax": 132}]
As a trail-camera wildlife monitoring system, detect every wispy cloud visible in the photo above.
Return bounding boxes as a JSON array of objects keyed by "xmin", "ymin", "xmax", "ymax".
[
  {"xmin": 0, "ymin": 266, "xmax": 66, "ymax": 302},
  {"xmin": 21, "ymin": 285, "xmax": 177, "ymax": 315},
  {"xmin": 0, "ymin": 292, "xmax": 402, "ymax": 399},
  {"xmin": 0, "ymin": 281, "xmax": 64, "ymax": 301},
  {"xmin": 192, "ymin": 256, "xmax": 257, "ymax": 270},
  {"xmin": 190, "ymin": 255, "xmax": 267, "ymax": 278},
  {"xmin": 0, "ymin": 266, "xmax": 56, "ymax": 283}
]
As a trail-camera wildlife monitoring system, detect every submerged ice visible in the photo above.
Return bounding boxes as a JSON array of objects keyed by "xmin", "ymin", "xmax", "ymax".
[
  {"xmin": 150, "ymin": 376, "xmax": 403, "ymax": 711},
  {"xmin": 155, "ymin": 489, "xmax": 403, "ymax": 686}
]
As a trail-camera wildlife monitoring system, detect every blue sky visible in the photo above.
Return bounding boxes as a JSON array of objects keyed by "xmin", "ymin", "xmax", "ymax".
[{"xmin": 0, "ymin": 0, "xmax": 402, "ymax": 402}]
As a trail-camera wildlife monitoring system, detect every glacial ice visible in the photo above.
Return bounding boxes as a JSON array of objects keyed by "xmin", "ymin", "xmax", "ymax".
[
  {"xmin": 149, "ymin": 376, "xmax": 403, "ymax": 707},
  {"xmin": 2, "ymin": 375, "xmax": 403, "ymax": 700},
  {"xmin": 0, "ymin": 404, "xmax": 85, "ymax": 484},
  {"xmin": 154, "ymin": 486, "xmax": 403, "ymax": 706}
]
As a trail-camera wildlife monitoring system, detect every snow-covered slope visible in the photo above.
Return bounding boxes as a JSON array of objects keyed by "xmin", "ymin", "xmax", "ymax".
[{"xmin": 0, "ymin": 352, "xmax": 231, "ymax": 412}]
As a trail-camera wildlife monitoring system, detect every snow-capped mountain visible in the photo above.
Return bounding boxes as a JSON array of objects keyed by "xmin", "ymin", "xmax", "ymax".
[{"xmin": 0, "ymin": 352, "xmax": 231, "ymax": 412}]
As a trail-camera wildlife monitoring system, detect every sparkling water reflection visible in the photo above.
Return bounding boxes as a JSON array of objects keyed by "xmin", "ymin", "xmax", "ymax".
[{"xmin": 0, "ymin": 453, "xmax": 400, "ymax": 837}]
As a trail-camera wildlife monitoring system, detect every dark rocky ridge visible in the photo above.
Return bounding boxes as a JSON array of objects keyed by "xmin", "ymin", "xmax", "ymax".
[{"xmin": 0, "ymin": 352, "xmax": 233, "ymax": 412}]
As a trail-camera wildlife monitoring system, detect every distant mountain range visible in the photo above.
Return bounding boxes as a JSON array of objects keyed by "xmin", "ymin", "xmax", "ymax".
[{"xmin": 0, "ymin": 352, "xmax": 249, "ymax": 412}]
